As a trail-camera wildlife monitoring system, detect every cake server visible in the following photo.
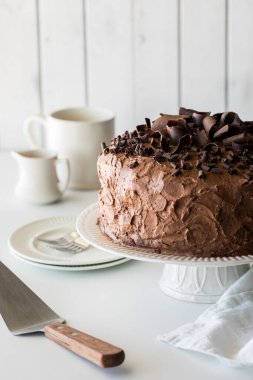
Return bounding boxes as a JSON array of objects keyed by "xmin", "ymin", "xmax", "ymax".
[{"xmin": 0, "ymin": 262, "xmax": 125, "ymax": 368}]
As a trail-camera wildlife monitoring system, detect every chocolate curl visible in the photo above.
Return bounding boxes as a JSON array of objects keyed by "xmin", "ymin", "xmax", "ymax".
[
  {"xmin": 143, "ymin": 147, "xmax": 155, "ymax": 156},
  {"xmin": 160, "ymin": 113, "xmax": 190, "ymax": 120},
  {"xmin": 203, "ymin": 143, "xmax": 220, "ymax": 155},
  {"xmin": 187, "ymin": 122, "xmax": 196, "ymax": 131},
  {"xmin": 161, "ymin": 136, "xmax": 170, "ymax": 152},
  {"xmin": 138, "ymin": 131, "xmax": 151, "ymax": 143},
  {"xmin": 220, "ymin": 112, "xmax": 241, "ymax": 126},
  {"xmin": 101, "ymin": 142, "xmax": 108, "ymax": 153},
  {"xmin": 232, "ymin": 142, "xmax": 243, "ymax": 153},
  {"xmin": 239, "ymin": 122, "xmax": 253, "ymax": 134},
  {"xmin": 159, "ymin": 127, "xmax": 170, "ymax": 138},
  {"xmin": 136, "ymin": 124, "xmax": 146, "ymax": 133},
  {"xmin": 130, "ymin": 161, "xmax": 139, "ymax": 169},
  {"xmin": 152, "ymin": 115, "xmax": 188, "ymax": 132},
  {"xmin": 213, "ymin": 113, "xmax": 223, "ymax": 122},
  {"xmin": 223, "ymin": 132, "xmax": 253, "ymax": 146},
  {"xmin": 153, "ymin": 155, "xmax": 168, "ymax": 163},
  {"xmin": 202, "ymin": 116, "xmax": 217, "ymax": 138},
  {"xmin": 166, "ymin": 124, "xmax": 189, "ymax": 145},
  {"xmin": 172, "ymin": 134, "xmax": 192, "ymax": 155},
  {"xmin": 145, "ymin": 118, "xmax": 151, "ymax": 129},
  {"xmin": 193, "ymin": 129, "xmax": 208, "ymax": 147},
  {"xmin": 179, "ymin": 107, "xmax": 210, "ymax": 117},
  {"xmin": 192, "ymin": 112, "xmax": 207, "ymax": 127},
  {"xmin": 213, "ymin": 124, "xmax": 230, "ymax": 139},
  {"xmin": 151, "ymin": 131, "xmax": 162, "ymax": 148},
  {"xmin": 167, "ymin": 118, "xmax": 188, "ymax": 128}
]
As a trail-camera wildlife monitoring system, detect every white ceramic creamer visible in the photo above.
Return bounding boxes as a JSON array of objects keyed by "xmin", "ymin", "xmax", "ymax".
[{"xmin": 12, "ymin": 150, "xmax": 70, "ymax": 204}]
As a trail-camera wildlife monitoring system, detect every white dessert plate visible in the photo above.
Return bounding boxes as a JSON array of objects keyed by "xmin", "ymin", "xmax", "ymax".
[
  {"xmin": 76, "ymin": 203, "xmax": 253, "ymax": 267},
  {"xmin": 11, "ymin": 252, "xmax": 129, "ymax": 271},
  {"xmin": 8, "ymin": 216, "xmax": 129, "ymax": 268}
]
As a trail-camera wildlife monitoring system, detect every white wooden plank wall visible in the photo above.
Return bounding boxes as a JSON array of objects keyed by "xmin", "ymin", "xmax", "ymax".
[
  {"xmin": 133, "ymin": 0, "xmax": 179, "ymax": 124},
  {"xmin": 228, "ymin": 0, "xmax": 253, "ymax": 120},
  {"xmin": 39, "ymin": 0, "xmax": 86, "ymax": 114},
  {"xmin": 86, "ymin": 0, "xmax": 133, "ymax": 133},
  {"xmin": 0, "ymin": 0, "xmax": 40, "ymax": 149},
  {"xmin": 0, "ymin": 0, "xmax": 253, "ymax": 150},
  {"xmin": 180, "ymin": 0, "xmax": 226, "ymax": 112}
]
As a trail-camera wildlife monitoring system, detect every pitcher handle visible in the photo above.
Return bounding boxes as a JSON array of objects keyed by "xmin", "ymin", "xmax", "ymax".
[
  {"xmin": 23, "ymin": 115, "xmax": 46, "ymax": 149},
  {"xmin": 55, "ymin": 158, "xmax": 70, "ymax": 194}
]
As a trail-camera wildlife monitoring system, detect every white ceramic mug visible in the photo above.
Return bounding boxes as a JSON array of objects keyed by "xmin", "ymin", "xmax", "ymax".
[
  {"xmin": 12, "ymin": 149, "xmax": 70, "ymax": 204},
  {"xmin": 23, "ymin": 107, "xmax": 114, "ymax": 190}
]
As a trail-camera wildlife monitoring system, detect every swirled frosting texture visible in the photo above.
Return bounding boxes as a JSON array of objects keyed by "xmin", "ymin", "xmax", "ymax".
[{"xmin": 98, "ymin": 152, "xmax": 253, "ymax": 257}]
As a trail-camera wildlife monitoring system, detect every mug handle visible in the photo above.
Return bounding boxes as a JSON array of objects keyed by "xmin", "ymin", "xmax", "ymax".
[
  {"xmin": 23, "ymin": 115, "xmax": 47, "ymax": 149},
  {"xmin": 55, "ymin": 158, "xmax": 70, "ymax": 194}
]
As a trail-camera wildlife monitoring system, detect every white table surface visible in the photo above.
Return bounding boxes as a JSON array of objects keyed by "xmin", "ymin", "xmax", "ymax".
[{"xmin": 0, "ymin": 152, "xmax": 252, "ymax": 380}]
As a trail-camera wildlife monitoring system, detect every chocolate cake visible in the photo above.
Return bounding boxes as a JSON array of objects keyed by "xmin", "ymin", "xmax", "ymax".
[{"xmin": 97, "ymin": 108, "xmax": 253, "ymax": 257}]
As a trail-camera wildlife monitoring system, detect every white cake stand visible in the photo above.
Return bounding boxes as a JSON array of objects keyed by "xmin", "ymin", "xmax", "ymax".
[{"xmin": 76, "ymin": 203, "xmax": 253, "ymax": 304}]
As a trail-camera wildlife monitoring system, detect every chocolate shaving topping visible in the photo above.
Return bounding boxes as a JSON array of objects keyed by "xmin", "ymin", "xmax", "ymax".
[
  {"xmin": 139, "ymin": 131, "xmax": 151, "ymax": 143},
  {"xmin": 210, "ymin": 167, "xmax": 221, "ymax": 174},
  {"xmin": 136, "ymin": 124, "xmax": 146, "ymax": 133},
  {"xmin": 172, "ymin": 134, "xmax": 192, "ymax": 155},
  {"xmin": 221, "ymin": 162, "xmax": 230, "ymax": 170},
  {"xmin": 228, "ymin": 167, "xmax": 238, "ymax": 175},
  {"xmin": 194, "ymin": 129, "xmax": 208, "ymax": 147},
  {"xmin": 172, "ymin": 168, "xmax": 181, "ymax": 176},
  {"xmin": 166, "ymin": 124, "xmax": 188, "ymax": 145},
  {"xmin": 223, "ymin": 132, "xmax": 253, "ymax": 146},
  {"xmin": 213, "ymin": 124, "xmax": 230, "ymax": 139},
  {"xmin": 201, "ymin": 150, "xmax": 208, "ymax": 161},
  {"xmin": 198, "ymin": 170, "xmax": 205, "ymax": 179},
  {"xmin": 183, "ymin": 162, "xmax": 192, "ymax": 170},
  {"xmin": 244, "ymin": 173, "xmax": 252, "ymax": 181},
  {"xmin": 152, "ymin": 114, "xmax": 187, "ymax": 132},
  {"xmin": 203, "ymin": 143, "xmax": 220, "ymax": 154},
  {"xmin": 143, "ymin": 147, "xmax": 155, "ymax": 156},
  {"xmin": 145, "ymin": 118, "xmax": 151, "ymax": 129},
  {"xmin": 201, "ymin": 164, "xmax": 210, "ymax": 172},
  {"xmin": 221, "ymin": 112, "xmax": 241, "ymax": 126},
  {"xmin": 154, "ymin": 155, "xmax": 167, "ymax": 163},
  {"xmin": 192, "ymin": 112, "xmax": 207, "ymax": 127},
  {"xmin": 130, "ymin": 161, "xmax": 139, "ymax": 169},
  {"xmin": 101, "ymin": 142, "xmax": 109, "ymax": 154},
  {"xmin": 161, "ymin": 136, "xmax": 170, "ymax": 152},
  {"xmin": 102, "ymin": 107, "xmax": 253, "ymax": 181},
  {"xmin": 202, "ymin": 116, "xmax": 217, "ymax": 138},
  {"xmin": 182, "ymin": 152, "xmax": 191, "ymax": 161},
  {"xmin": 232, "ymin": 142, "xmax": 243, "ymax": 153},
  {"xmin": 170, "ymin": 162, "xmax": 177, "ymax": 169},
  {"xmin": 179, "ymin": 107, "xmax": 210, "ymax": 117}
]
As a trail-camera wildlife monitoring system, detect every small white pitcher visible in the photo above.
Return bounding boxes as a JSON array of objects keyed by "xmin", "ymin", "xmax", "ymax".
[{"xmin": 11, "ymin": 150, "xmax": 70, "ymax": 204}]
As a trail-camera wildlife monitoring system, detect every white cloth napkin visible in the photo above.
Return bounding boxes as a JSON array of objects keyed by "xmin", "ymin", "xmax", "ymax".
[{"xmin": 158, "ymin": 267, "xmax": 253, "ymax": 367}]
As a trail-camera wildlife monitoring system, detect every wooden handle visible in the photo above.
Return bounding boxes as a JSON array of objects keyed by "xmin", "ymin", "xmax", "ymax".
[{"xmin": 44, "ymin": 323, "xmax": 125, "ymax": 368}]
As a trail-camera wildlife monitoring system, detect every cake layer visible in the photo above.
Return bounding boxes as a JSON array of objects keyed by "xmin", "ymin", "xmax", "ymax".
[{"xmin": 98, "ymin": 152, "xmax": 253, "ymax": 257}]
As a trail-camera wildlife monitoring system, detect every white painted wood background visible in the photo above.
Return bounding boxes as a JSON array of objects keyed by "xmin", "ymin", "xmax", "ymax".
[{"xmin": 0, "ymin": 0, "xmax": 252, "ymax": 150}]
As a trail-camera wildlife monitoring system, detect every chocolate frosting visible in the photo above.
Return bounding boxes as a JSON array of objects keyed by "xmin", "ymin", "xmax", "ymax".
[{"xmin": 97, "ymin": 108, "xmax": 253, "ymax": 257}]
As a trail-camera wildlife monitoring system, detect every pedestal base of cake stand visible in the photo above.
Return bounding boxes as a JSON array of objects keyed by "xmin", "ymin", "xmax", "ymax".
[{"xmin": 159, "ymin": 263, "xmax": 250, "ymax": 303}]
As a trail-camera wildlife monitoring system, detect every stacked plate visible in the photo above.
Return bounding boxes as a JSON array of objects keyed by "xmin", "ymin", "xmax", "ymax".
[{"xmin": 8, "ymin": 216, "xmax": 129, "ymax": 271}]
